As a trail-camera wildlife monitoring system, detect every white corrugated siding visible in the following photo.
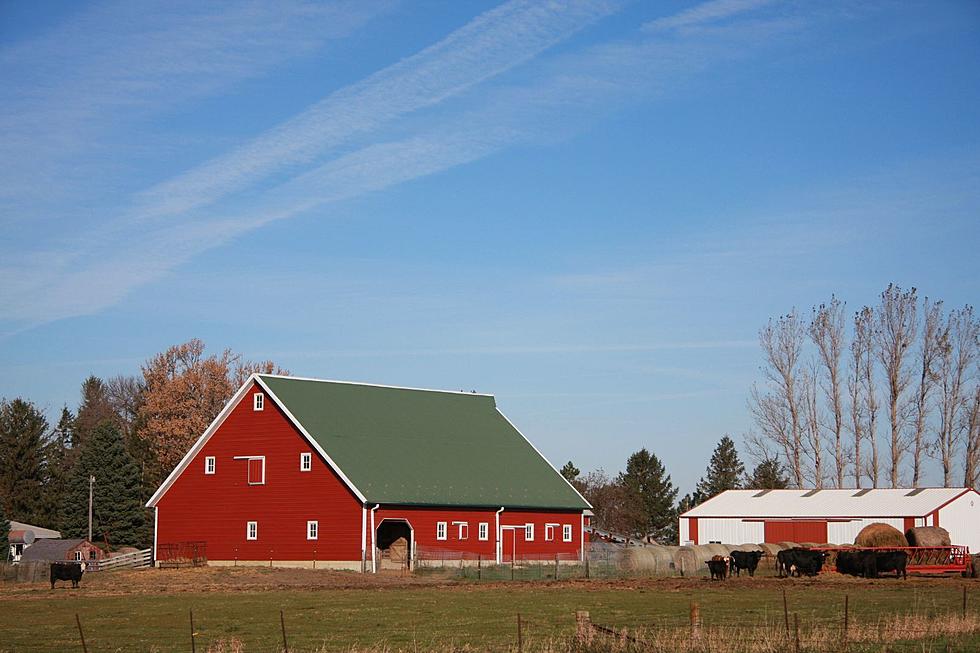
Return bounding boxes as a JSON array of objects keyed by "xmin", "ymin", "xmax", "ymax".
[
  {"xmin": 826, "ymin": 517, "xmax": 905, "ymax": 544},
  {"xmin": 696, "ymin": 518, "xmax": 764, "ymax": 545},
  {"xmin": 683, "ymin": 488, "xmax": 970, "ymax": 518},
  {"xmin": 679, "ymin": 518, "xmax": 690, "ymax": 544},
  {"xmin": 939, "ymin": 493, "xmax": 980, "ymax": 552}
]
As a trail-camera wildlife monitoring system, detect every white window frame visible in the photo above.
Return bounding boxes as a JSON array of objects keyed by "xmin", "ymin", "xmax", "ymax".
[
  {"xmin": 235, "ymin": 456, "xmax": 266, "ymax": 485},
  {"xmin": 478, "ymin": 522, "xmax": 489, "ymax": 541},
  {"xmin": 307, "ymin": 520, "xmax": 318, "ymax": 540},
  {"xmin": 300, "ymin": 452, "xmax": 312, "ymax": 472},
  {"xmin": 436, "ymin": 522, "xmax": 447, "ymax": 540},
  {"xmin": 247, "ymin": 521, "xmax": 258, "ymax": 540},
  {"xmin": 454, "ymin": 521, "xmax": 468, "ymax": 540},
  {"xmin": 545, "ymin": 523, "xmax": 559, "ymax": 541},
  {"xmin": 563, "ymin": 524, "xmax": 573, "ymax": 542},
  {"xmin": 525, "ymin": 523, "xmax": 534, "ymax": 541},
  {"xmin": 204, "ymin": 456, "xmax": 216, "ymax": 475},
  {"xmin": 74, "ymin": 551, "xmax": 82, "ymax": 561},
  {"xmin": 253, "ymin": 393, "xmax": 264, "ymax": 411}
]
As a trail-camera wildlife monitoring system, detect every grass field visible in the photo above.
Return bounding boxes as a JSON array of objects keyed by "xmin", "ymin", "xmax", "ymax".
[{"xmin": 1, "ymin": 567, "xmax": 979, "ymax": 652}]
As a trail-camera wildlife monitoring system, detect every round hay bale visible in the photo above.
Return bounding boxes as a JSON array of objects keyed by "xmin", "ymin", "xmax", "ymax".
[
  {"xmin": 905, "ymin": 526, "xmax": 951, "ymax": 547},
  {"xmin": 734, "ymin": 543, "xmax": 764, "ymax": 552},
  {"xmin": 673, "ymin": 547, "xmax": 699, "ymax": 576},
  {"xmin": 617, "ymin": 546, "xmax": 677, "ymax": 575},
  {"xmin": 758, "ymin": 543, "xmax": 782, "ymax": 557},
  {"xmin": 702, "ymin": 544, "xmax": 730, "ymax": 559},
  {"xmin": 855, "ymin": 523, "xmax": 908, "ymax": 547},
  {"xmin": 971, "ymin": 554, "xmax": 980, "ymax": 579}
]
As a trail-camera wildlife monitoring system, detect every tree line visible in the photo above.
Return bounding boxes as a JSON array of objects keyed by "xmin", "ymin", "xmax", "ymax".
[
  {"xmin": 560, "ymin": 435, "xmax": 788, "ymax": 544},
  {"xmin": 749, "ymin": 284, "xmax": 979, "ymax": 489},
  {"xmin": 0, "ymin": 339, "xmax": 285, "ymax": 552}
]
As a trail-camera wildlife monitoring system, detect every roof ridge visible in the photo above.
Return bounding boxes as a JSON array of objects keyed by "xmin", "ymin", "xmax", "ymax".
[{"xmin": 257, "ymin": 373, "xmax": 494, "ymax": 398}]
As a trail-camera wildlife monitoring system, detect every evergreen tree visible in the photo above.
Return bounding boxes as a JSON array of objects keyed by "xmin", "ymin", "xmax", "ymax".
[
  {"xmin": 560, "ymin": 461, "xmax": 580, "ymax": 483},
  {"xmin": 694, "ymin": 435, "xmax": 745, "ymax": 502},
  {"xmin": 0, "ymin": 399, "xmax": 49, "ymax": 523},
  {"xmin": 61, "ymin": 422, "xmax": 146, "ymax": 547},
  {"xmin": 74, "ymin": 376, "xmax": 117, "ymax": 448},
  {"xmin": 0, "ymin": 505, "xmax": 10, "ymax": 562},
  {"xmin": 745, "ymin": 458, "xmax": 791, "ymax": 489},
  {"xmin": 617, "ymin": 448, "xmax": 678, "ymax": 543},
  {"xmin": 42, "ymin": 407, "xmax": 77, "ymax": 529}
]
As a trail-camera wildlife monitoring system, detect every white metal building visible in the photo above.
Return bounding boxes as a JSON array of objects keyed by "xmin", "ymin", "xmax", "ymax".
[{"xmin": 679, "ymin": 488, "xmax": 980, "ymax": 552}]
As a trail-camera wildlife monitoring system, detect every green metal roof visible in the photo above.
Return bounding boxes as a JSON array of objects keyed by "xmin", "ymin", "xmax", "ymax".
[{"xmin": 258, "ymin": 376, "xmax": 589, "ymax": 510}]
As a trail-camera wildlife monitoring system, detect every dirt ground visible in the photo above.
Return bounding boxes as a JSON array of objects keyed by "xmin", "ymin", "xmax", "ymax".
[{"xmin": 0, "ymin": 564, "xmax": 974, "ymax": 599}]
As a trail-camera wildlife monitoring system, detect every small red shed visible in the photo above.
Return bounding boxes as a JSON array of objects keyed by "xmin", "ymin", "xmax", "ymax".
[{"xmin": 147, "ymin": 375, "xmax": 591, "ymax": 571}]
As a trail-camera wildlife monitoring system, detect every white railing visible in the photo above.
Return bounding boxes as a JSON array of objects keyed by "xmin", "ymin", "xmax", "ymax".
[{"xmin": 93, "ymin": 548, "xmax": 152, "ymax": 571}]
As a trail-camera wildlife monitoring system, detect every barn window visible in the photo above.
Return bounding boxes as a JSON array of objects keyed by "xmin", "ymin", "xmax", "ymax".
[
  {"xmin": 478, "ymin": 522, "xmax": 489, "ymax": 541},
  {"xmin": 563, "ymin": 524, "xmax": 573, "ymax": 542},
  {"xmin": 247, "ymin": 458, "xmax": 265, "ymax": 485},
  {"xmin": 545, "ymin": 524, "xmax": 557, "ymax": 541},
  {"xmin": 89, "ymin": 550, "xmax": 97, "ymax": 560},
  {"xmin": 247, "ymin": 521, "xmax": 258, "ymax": 540},
  {"xmin": 525, "ymin": 523, "xmax": 534, "ymax": 541},
  {"xmin": 74, "ymin": 551, "xmax": 82, "ymax": 561},
  {"xmin": 300, "ymin": 452, "xmax": 312, "ymax": 472},
  {"xmin": 454, "ymin": 522, "xmax": 468, "ymax": 540},
  {"xmin": 253, "ymin": 393, "xmax": 264, "ymax": 411},
  {"xmin": 307, "ymin": 520, "xmax": 318, "ymax": 540},
  {"xmin": 436, "ymin": 522, "xmax": 447, "ymax": 540},
  {"xmin": 205, "ymin": 456, "xmax": 216, "ymax": 475}
]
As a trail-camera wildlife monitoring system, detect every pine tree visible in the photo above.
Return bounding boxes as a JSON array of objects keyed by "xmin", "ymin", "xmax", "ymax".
[
  {"xmin": 75, "ymin": 376, "xmax": 118, "ymax": 448},
  {"xmin": 0, "ymin": 399, "xmax": 49, "ymax": 523},
  {"xmin": 617, "ymin": 448, "xmax": 678, "ymax": 543},
  {"xmin": 745, "ymin": 458, "xmax": 791, "ymax": 489},
  {"xmin": 0, "ymin": 505, "xmax": 10, "ymax": 562},
  {"xmin": 694, "ymin": 435, "xmax": 745, "ymax": 501},
  {"xmin": 560, "ymin": 461, "xmax": 580, "ymax": 483},
  {"xmin": 42, "ymin": 407, "xmax": 77, "ymax": 529},
  {"xmin": 61, "ymin": 422, "xmax": 146, "ymax": 548}
]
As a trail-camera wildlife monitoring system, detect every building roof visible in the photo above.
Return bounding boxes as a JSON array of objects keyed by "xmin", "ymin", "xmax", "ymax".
[
  {"xmin": 681, "ymin": 488, "xmax": 977, "ymax": 519},
  {"xmin": 256, "ymin": 375, "xmax": 589, "ymax": 510},
  {"xmin": 10, "ymin": 521, "xmax": 61, "ymax": 539},
  {"xmin": 19, "ymin": 539, "xmax": 88, "ymax": 562}
]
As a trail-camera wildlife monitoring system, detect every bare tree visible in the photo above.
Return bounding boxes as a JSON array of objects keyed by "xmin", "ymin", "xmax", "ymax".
[
  {"xmin": 847, "ymin": 329, "xmax": 865, "ymax": 489},
  {"xmin": 909, "ymin": 299, "xmax": 943, "ymax": 486},
  {"xmin": 875, "ymin": 285, "xmax": 917, "ymax": 488},
  {"xmin": 854, "ymin": 307, "xmax": 880, "ymax": 487},
  {"xmin": 933, "ymin": 307, "xmax": 979, "ymax": 486},
  {"xmin": 810, "ymin": 297, "xmax": 846, "ymax": 487},
  {"xmin": 749, "ymin": 311, "xmax": 807, "ymax": 487},
  {"xmin": 800, "ymin": 363, "xmax": 824, "ymax": 488},
  {"xmin": 965, "ymin": 373, "xmax": 980, "ymax": 488}
]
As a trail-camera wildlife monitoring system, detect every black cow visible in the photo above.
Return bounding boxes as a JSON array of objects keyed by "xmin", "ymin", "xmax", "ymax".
[
  {"xmin": 836, "ymin": 550, "xmax": 907, "ymax": 579},
  {"xmin": 706, "ymin": 557, "xmax": 729, "ymax": 580},
  {"xmin": 50, "ymin": 562, "xmax": 85, "ymax": 589},
  {"xmin": 777, "ymin": 548, "xmax": 827, "ymax": 577},
  {"xmin": 730, "ymin": 550, "xmax": 764, "ymax": 577}
]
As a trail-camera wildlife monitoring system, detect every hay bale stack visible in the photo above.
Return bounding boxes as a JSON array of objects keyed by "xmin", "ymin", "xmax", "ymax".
[
  {"xmin": 617, "ymin": 546, "xmax": 677, "ymax": 575},
  {"xmin": 854, "ymin": 522, "xmax": 908, "ymax": 547},
  {"xmin": 905, "ymin": 526, "xmax": 951, "ymax": 547},
  {"xmin": 673, "ymin": 547, "xmax": 699, "ymax": 576}
]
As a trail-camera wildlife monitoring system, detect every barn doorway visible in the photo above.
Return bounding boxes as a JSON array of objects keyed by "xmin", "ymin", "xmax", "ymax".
[
  {"xmin": 501, "ymin": 526, "xmax": 518, "ymax": 563},
  {"xmin": 376, "ymin": 519, "xmax": 413, "ymax": 571}
]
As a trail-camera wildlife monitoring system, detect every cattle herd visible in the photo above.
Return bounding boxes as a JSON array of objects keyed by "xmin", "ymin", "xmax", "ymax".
[{"xmin": 704, "ymin": 548, "xmax": 910, "ymax": 580}]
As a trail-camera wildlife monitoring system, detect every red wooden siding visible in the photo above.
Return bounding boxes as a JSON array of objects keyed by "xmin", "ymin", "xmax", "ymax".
[
  {"xmin": 904, "ymin": 517, "xmax": 915, "ymax": 532},
  {"xmin": 763, "ymin": 520, "xmax": 828, "ymax": 544},
  {"xmin": 156, "ymin": 383, "xmax": 364, "ymax": 562},
  {"xmin": 689, "ymin": 518, "xmax": 699, "ymax": 544}
]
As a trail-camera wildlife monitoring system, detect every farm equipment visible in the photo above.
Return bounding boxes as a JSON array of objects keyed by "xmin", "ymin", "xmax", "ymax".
[{"xmin": 814, "ymin": 545, "xmax": 971, "ymax": 576}]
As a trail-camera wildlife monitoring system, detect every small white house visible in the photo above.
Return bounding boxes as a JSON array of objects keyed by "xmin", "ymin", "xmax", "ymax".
[
  {"xmin": 8, "ymin": 521, "xmax": 62, "ymax": 562},
  {"xmin": 679, "ymin": 488, "xmax": 980, "ymax": 552}
]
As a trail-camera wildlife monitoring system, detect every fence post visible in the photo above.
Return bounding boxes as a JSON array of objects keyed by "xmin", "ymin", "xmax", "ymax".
[
  {"xmin": 793, "ymin": 613, "xmax": 800, "ymax": 653},
  {"xmin": 689, "ymin": 601, "xmax": 701, "ymax": 640},
  {"xmin": 280, "ymin": 609, "xmax": 289, "ymax": 653},
  {"xmin": 585, "ymin": 554, "xmax": 590, "ymax": 579},
  {"xmin": 575, "ymin": 611, "xmax": 591, "ymax": 642},
  {"xmin": 189, "ymin": 608, "xmax": 196, "ymax": 653},
  {"xmin": 843, "ymin": 594, "xmax": 849, "ymax": 650},
  {"xmin": 511, "ymin": 556, "xmax": 515, "ymax": 581},
  {"xmin": 555, "ymin": 554, "xmax": 559, "ymax": 580},
  {"xmin": 477, "ymin": 554, "xmax": 482, "ymax": 581},
  {"xmin": 516, "ymin": 613, "xmax": 523, "ymax": 653},
  {"xmin": 313, "ymin": 549, "xmax": 317, "ymax": 570},
  {"xmin": 964, "ymin": 586, "xmax": 968, "ymax": 618},
  {"xmin": 75, "ymin": 613, "xmax": 88, "ymax": 653},
  {"xmin": 783, "ymin": 588, "xmax": 790, "ymax": 635}
]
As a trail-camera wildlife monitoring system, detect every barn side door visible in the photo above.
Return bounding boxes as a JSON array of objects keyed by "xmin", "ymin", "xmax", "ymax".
[{"xmin": 501, "ymin": 527, "xmax": 517, "ymax": 563}]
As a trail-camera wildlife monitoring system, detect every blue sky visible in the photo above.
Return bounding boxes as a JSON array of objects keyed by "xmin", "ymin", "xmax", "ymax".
[{"xmin": 1, "ymin": 0, "xmax": 978, "ymax": 494}]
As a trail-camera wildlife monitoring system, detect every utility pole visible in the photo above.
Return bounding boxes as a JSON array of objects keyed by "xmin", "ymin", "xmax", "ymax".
[{"xmin": 88, "ymin": 475, "xmax": 95, "ymax": 542}]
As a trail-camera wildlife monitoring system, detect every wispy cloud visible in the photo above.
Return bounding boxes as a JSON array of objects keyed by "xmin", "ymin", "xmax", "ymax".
[
  {"xmin": 644, "ymin": 0, "xmax": 777, "ymax": 32},
  {"xmin": 0, "ymin": 0, "xmax": 392, "ymax": 215},
  {"xmin": 1, "ymin": 0, "xmax": 818, "ymax": 330}
]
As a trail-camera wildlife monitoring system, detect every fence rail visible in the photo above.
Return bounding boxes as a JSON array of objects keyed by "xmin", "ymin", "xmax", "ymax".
[{"xmin": 91, "ymin": 548, "xmax": 153, "ymax": 571}]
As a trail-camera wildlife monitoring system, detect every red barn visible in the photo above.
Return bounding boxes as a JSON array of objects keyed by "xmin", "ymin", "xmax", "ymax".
[{"xmin": 147, "ymin": 375, "xmax": 591, "ymax": 571}]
